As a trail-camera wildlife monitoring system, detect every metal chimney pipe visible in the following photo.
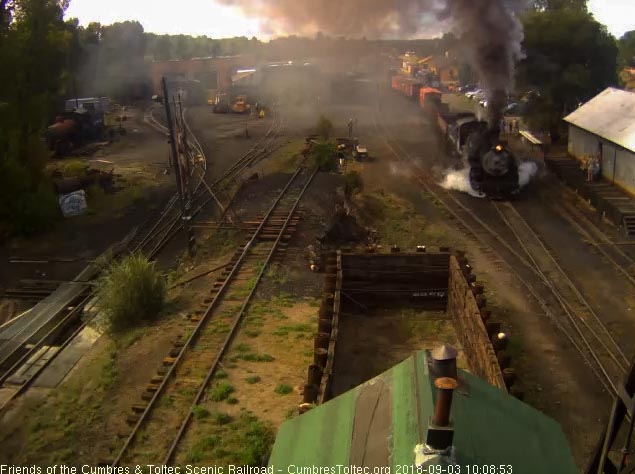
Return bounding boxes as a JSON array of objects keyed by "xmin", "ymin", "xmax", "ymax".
[
  {"xmin": 430, "ymin": 344, "xmax": 458, "ymax": 380},
  {"xmin": 433, "ymin": 377, "xmax": 458, "ymax": 427}
]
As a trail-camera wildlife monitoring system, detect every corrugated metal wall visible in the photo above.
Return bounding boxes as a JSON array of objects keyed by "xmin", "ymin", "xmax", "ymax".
[
  {"xmin": 614, "ymin": 147, "xmax": 635, "ymax": 195},
  {"xmin": 568, "ymin": 125, "xmax": 635, "ymax": 195}
]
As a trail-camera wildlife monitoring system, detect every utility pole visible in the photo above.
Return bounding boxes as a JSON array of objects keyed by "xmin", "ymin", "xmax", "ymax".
[
  {"xmin": 162, "ymin": 77, "xmax": 195, "ymax": 257},
  {"xmin": 162, "ymin": 77, "xmax": 186, "ymax": 216}
]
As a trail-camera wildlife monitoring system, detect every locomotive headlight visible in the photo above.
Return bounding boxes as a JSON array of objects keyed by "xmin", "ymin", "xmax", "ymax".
[{"xmin": 495, "ymin": 144, "xmax": 503, "ymax": 152}]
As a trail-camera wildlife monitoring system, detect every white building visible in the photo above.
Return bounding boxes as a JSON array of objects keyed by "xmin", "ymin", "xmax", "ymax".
[{"xmin": 564, "ymin": 87, "xmax": 635, "ymax": 195}]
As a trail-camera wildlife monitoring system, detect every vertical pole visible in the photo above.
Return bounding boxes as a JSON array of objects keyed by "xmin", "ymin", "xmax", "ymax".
[
  {"xmin": 162, "ymin": 77, "xmax": 186, "ymax": 216},
  {"xmin": 176, "ymin": 94, "xmax": 191, "ymax": 202}
]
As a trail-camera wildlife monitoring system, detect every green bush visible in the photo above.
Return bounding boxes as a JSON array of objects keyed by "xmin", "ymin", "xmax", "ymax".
[
  {"xmin": 344, "ymin": 171, "xmax": 364, "ymax": 197},
  {"xmin": 245, "ymin": 375, "xmax": 261, "ymax": 384},
  {"xmin": 97, "ymin": 254, "xmax": 166, "ymax": 332},
  {"xmin": 311, "ymin": 141, "xmax": 338, "ymax": 172}
]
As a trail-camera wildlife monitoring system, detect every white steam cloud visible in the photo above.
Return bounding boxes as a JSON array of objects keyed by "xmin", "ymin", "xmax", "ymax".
[
  {"xmin": 440, "ymin": 167, "xmax": 485, "ymax": 198},
  {"xmin": 518, "ymin": 161, "xmax": 538, "ymax": 187},
  {"xmin": 440, "ymin": 160, "xmax": 538, "ymax": 197}
]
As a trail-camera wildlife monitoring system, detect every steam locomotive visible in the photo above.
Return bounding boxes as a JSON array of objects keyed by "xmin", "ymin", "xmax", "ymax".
[
  {"xmin": 391, "ymin": 74, "xmax": 520, "ymax": 198},
  {"xmin": 464, "ymin": 129, "xmax": 519, "ymax": 198}
]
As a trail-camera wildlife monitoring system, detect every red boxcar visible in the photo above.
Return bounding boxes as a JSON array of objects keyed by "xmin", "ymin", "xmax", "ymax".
[
  {"xmin": 419, "ymin": 87, "xmax": 442, "ymax": 110},
  {"xmin": 391, "ymin": 75, "xmax": 423, "ymax": 100}
]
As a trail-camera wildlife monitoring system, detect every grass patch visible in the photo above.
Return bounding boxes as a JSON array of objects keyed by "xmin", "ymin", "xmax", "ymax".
[
  {"xmin": 85, "ymin": 176, "xmax": 149, "ymax": 217},
  {"xmin": 193, "ymin": 406, "xmax": 210, "ymax": 419},
  {"xmin": 186, "ymin": 435, "xmax": 221, "ymax": 463},
  {"xmin": 12, "ymin": 338, "xmax": 122, "ymax": 464},
  {"xmin": 271, "ymin": 293, "xmax": 294, "ymax": 307},
  {"xmin": 260, "ymin": 139, "xmax": 304, "ymax": 174},
  {"xmin": 57, "ymin": 158, "xmax": 89, "ymax": 177},
  {"xmin": 215, "ymin": 370, "xmax": 228, "ymax": 380},
  {"xmin": 245, "ymin": 315, "xmax": 264, "ymax": 328},
  {"xmin": 179, "ymin": 387, "xmax": 197, "ymax": 398},
  {"xmin": 210, "ymin": 383, "xmax": 235, "ymax": 402},
  {"xmin": 274, "ymin": 384, "xmax": 293, "ymax": 395},
  {"xmin": 245, "ymin": 330, "xmax": 261, "ymax": 338},
  {"xmin": 272, "ymin": 324, "xmax": 313, "ymax": 336},
  {"xmin": 98, "ymin": 344, "xmax": 118, "ymax": 390},
  {"xmin": 235, "ymin": 353, "xmax": 275, "ymax": 362},
  {"xmin": 357, "ymin": 191, "xmax": 448, "ymax": 249},
  {"xmin": 245, "ymin": 375, "xmax": 261, "ymax": 384},
  {"xmin": 235, "ymin": 343, "xmax": 251, "ymax": 353},
  {"xmin": 214, "ymin": 412, "xmax": 233, "ymax": 425},
  {"xmin": 204, "ymin": 228, "xmax": 241, "ymax": 259},
  {"xmin": 185, "ymin": 412, "xmax": 274, "ymax": 465},
  {"xmin": 227, "ymin": 397, "xmax": 239, "ymax": 405},
  {"xmin": 266, "ymin": 264, "xmax": 288, "ymax": 285}
]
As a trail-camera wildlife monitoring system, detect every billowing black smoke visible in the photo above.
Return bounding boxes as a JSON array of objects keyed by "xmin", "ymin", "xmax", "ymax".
[
  {"xmin": 219, "ymin": 0, "xmax": 526, "ymax": 128},
  {"xmin": 442, "ymin": 1, "xmax": 524, "ymax": 130}
]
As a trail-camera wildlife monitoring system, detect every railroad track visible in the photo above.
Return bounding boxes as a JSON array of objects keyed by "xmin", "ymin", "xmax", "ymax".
[
  {"xmin": 373, "ymin": 110, "xmax": 629, "ymax": 397},
  {"xmin": 0, "ymin": 105, "xmax": 207, "ymax": 408},
  {"xmin": 133, "ymin": 104, "xmax": 285, "ymax": 259},
  {"xmin": 0, "ymin": 102, "xmax": 286, "ymax": 409},
  {"xmin": 549, "ymin": 187, "xmax": 635, "ymax": 289},
  {"xmin": 493, "ymin": 201, "xmax": 629, "ymax": 394},
  {"xmin": 131, "ymin": 105, "xmax": 208, "ymax": 258},
  {"xmin": 111, "ymin": 164, "xmax": 317, "ymax": 466}
]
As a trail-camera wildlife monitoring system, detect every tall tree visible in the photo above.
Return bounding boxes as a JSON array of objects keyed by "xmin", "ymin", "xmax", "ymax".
[
  {"xmin": 618, "ymin": 30, "xmax": 635, "ymax": 68},
  {"xmin": 517, "ymin": 8, "xmax": 617, "ymax": 139},
  {"xmin": 1, "ymin": 0, "xmax": 71, "ymax": 162},
  {"xmin": 0, "ymin": 0, "xmax": 71, "ymax": 236},
  {"xmin": 533, "ymin": 0, "xmax": 587, "ymax": 11}
]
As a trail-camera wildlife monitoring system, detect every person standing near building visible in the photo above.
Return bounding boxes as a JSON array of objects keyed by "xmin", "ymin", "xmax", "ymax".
[
  {"xmin": 593, "ymin": 156, "xmax": 601, "ymax": 181},
  {"xmin": 587, "ymin": 156, "xmax": 594, "ymax": 182}
]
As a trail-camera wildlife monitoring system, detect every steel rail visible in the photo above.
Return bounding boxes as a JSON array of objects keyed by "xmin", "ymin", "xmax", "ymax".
[
  {"xmin": 162, "ymin": 166, "xmax": 318, "ymax": 464},
  {"xmin": 137, "ymin": 104, "xmax": 282, "ymax": 259},
  {"xmin": 551, "ymin": 193, "xmax": 635, "ymax": 289},
  {"xmin": 0, "ymin": 292, "xmax": 95, "ymax": 408},
  {"xmin": 111, "ymin": 164, "xmax": 311, "ymax": 466},
  {"xmin": 494, "ymin": 201, "xmax": 628, "ymax": 368},
  {"xmin": 373, "ymin": 107, "xmax": 625, "ymax": 396},
  {"xmin": 493, "ymin": 202, "xmax": 625, "ymax": 395}
]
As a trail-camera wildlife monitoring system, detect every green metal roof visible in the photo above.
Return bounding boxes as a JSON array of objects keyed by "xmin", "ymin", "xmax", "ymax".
[{"xmin": 269, "ymin": 351, "xmax": 577, "ymax": 473}]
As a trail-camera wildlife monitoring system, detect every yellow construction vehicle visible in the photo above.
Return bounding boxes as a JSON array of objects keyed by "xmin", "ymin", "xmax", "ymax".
[{"xmin": 232, "ymin": 95, "xmax": 251, "ymax": 114}]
